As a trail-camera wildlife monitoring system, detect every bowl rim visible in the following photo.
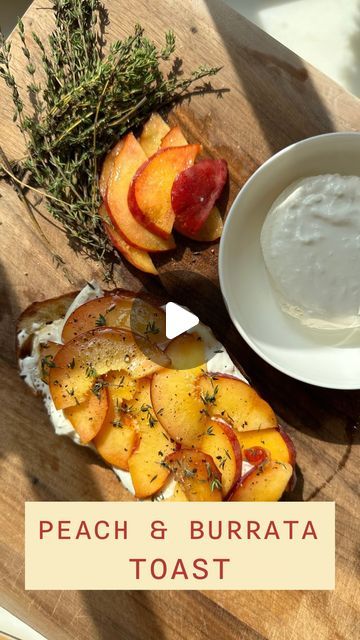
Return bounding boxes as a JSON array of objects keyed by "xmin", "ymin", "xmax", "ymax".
[{"xmin": 219, "ymin": 131, "xmax": 360, "ymax": 389}]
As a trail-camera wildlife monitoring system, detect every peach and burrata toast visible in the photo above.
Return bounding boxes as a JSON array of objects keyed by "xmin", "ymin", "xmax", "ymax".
[
  {"xmin": 17, "ymin": 285, "xmax": 296, "ymax": 501},
  {"xmin": 100, "ymin": 113, "xmax": 227, "ymax": 275}
]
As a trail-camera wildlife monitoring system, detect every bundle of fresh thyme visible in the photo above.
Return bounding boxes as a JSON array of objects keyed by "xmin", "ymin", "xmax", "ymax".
[{"xmin": 0, "ymin": 0, "xmax": 220, "ymax": 276}]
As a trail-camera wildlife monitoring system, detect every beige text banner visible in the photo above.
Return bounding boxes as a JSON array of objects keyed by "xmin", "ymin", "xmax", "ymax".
[{"xmin": 25, "ymin": 501, "xmax": 335, "ymax": 590}]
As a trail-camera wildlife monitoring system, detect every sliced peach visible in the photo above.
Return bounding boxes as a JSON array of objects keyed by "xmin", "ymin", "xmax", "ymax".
[
  {"xmin": 62, "ymin": 291, "xmax": 166, "ymax": 346},
  {"xmin": 99, "ymin": 139, "xmax": 125, "ymax": 199},
  {"xmin": 199, "ymin": 419, "xmax": 242, "ymax": 497},
  {"xmin": 105, "ymin": 370, "xmax": 138, "ymax": 402},
  {"xmin": 198, "ymin": 374, "xmax": 277, "ymax": 432},
  {"xmin": 164, "ymin": 483, "xmax": 188, "ymax": 501},
  {"xmin": 160, "ymin": 127, "xmax": 223, "ymax": 242},
  {"xmin": 151, "ymin": 333, "xmax": 207, "ymax": 446},
  {"xmin": 100, "ymin": 205, "xmax": 158, "ymax": 275},
  {"xmin": 236, "ymin": 427, "xmax": 296, "ymax": 466},
  {"xmin": 139, "ymin": 113, "xmax": 170, "ymax": 157},
  {"xmin": 228, "ymin": 461, "xmax": 293, "ymax": 502},
  {"xmin": 153, "ymin": 367, "xmax": 277, "ymax": 447},
  {"xmin": 165, "ymin": 449, "xmax": 222, "ymax": 501},
  {"xmin": 94, "ymin": 387, "xmax": 139, "ymax": 470},
  {"xmin": 64, "ymin": 386, "xmax": 108, "ymax": 444},
  {"xmin": 165, "ymin": 332, "xmax": 205, "ymax": 370},
  {"xmin": 182, "ymin": 207, "xmax": 223, "ymax": 242},
  {"xmin": 172, "ymin": 159, "xmax": 228, "ymax": 236},
  {"xmin": 106, "ymin": 134, "xmax": 175, "ymax": 252},
  {"xmin": 49, "ymin": 327, "xmax": 169, "ymax": 409},
  {"xmin": 161, "ymin": 125, "xmax": 188, "ymax": 148},
  {"xmin": 128, "ymin": 379, "xmax": 175, "ymax": 498},
  {"xmin": 94, "ymin": 370, "xmax": 141, "ymax": 469},
  {"xmin": 128, "ymin": 144, "xmax": 201, "ymax": 238},
  {"xmin": 38, "ymin": 341, "xmax": 61, "ymax": 384}
]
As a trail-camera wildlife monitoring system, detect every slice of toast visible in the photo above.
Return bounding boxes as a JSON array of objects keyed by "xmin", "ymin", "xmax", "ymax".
[{"xmin": 16, "ymin": 285, "xmax": 296, "ymax": 501}]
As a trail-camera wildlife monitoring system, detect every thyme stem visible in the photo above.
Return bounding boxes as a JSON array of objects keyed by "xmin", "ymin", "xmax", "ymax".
[
  {"xmin": 0, "ymin": 160, "xmax": 70, "ymax": 207},
  {"xmin": 0, "ymin": 144, "xmax": 72, "ymax": 281}
]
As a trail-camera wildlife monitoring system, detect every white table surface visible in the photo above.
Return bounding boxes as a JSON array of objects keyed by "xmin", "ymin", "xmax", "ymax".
[{"xmin": 0, "ymin": 607, "xmax": 46, "ymax": 640}]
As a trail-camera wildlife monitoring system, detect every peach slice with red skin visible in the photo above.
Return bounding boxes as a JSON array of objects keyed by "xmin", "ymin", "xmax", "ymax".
[
  {"xmin": 160, "ymin": 126, "xmax": 224, "ymax": 241},
  {"xmin": 228, "ymin": 460, "xmax": 293, "ymax": 501},
  {"xmin": 128, "ymin": 144, "xmax": 201, "ymax": 238},
  {"xmin": 182, "ymin": 207, "xmax": 223, "ymax": 242},
  {"xmin": 151, "ymin": 333, "xmax": 207, "ymax": 446},
  {"xmin": 128, "ymin": 378, "xmax": 175, "ymax": 498},
  {"xmin": 106, "ymin": 134, "xmax": 175, "ymax": 252},
  {"xmin": 235, "ymin": 427, "xmax": 296, "ymax": 467},
  {"xmin": 165, "ymin": 449, "xmax": 222, "ymax": 501},
  {"xmin": 198, "ymin": 374, "xmax": 277, "ymax": 432},
  {"xmin": 172, "ymin": 159, "xmax": 228, "ymax": 236},
  {"xmin": 139, "ymin": 113, "xmax": 170, "ymax": 157},
  {"xmin": 62, "ymin": 291, "xmax": 166, "ymax": 346},
  {"xmin": 64, "ymin": 386, "xmax": 108, "ymax": 444},
  {"xmin": 100, "ymin": 205, "xmax": 158, "ymax": 275},
  {"xmin": 199, "ymin": 419, "xmax": 242, "ymax": 498},
  {"xmin": 49, "ymin": 327, "xmax": 169, "ymax": 410}
]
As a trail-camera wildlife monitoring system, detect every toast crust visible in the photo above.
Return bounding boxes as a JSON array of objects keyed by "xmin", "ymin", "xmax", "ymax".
[
  {"xmin": 16, "ymin": 291, "xmax": 79, "ymax": 361},
  {"xmin": 16, "ymin": 286, "xmax": 167, "ymax": 361}
]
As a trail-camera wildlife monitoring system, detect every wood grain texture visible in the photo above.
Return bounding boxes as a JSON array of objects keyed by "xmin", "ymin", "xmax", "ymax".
[{"xmin": 0, "ymin": 1, "xmax": 359, "ymax": 639}]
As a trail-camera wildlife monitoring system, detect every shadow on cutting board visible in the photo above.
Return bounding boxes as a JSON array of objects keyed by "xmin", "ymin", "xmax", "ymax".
[
  {"xmin": 0, "ymin": 262, "xmax": 167, "ymax": 640},
  {"xmin": 204, "ymin": 0, "xmax": 335, "ymax": 153}
]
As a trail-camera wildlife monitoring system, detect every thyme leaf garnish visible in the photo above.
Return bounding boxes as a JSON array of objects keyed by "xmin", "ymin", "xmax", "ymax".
[
  {"xmin": 200, "ymin": 384, "xmax": 219, "ymax": 407},
  {"xmin": 41, "ymin": 354, "xmax": 56, "ymax": 374},
  {"xmin": 91, "ymin": 378, "xmax": 107, "ymax": 398},
  {"xmin": 141, "ymin": 403, "xmax": 158, "ymax": 428},
  {"xmin": 95, "ymin": 314, "xmax": 106, "ymax": 327},
  {"xmin": 210, "ymin": 476, "xmax": 222, "ymax": 492}
]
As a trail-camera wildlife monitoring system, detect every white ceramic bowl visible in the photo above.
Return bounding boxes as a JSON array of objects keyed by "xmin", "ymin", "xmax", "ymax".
[{"xmin": 219, "ymin": 132, "xmax": 360, "ymax": 389}]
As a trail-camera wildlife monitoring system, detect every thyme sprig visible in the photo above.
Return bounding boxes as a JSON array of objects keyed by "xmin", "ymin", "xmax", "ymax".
[
  {"xmin": 140, "ymin": 403, "xmax": 158, "ymax": 428},
  {"xmin": 0, "ymin": 0, "xmax": 221, "ymax": 273}
]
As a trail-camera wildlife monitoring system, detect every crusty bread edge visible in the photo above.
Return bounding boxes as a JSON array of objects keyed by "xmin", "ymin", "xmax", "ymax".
[
  {"xmin": 16, "ymin": 291, "xmax": 79, "ymax": 362},
  {"xmin": 16, "ymin": 287, "xmax": 167, "ymax": 362}
]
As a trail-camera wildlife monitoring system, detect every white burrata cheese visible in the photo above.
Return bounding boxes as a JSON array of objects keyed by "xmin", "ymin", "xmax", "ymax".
[
  {"xmin": 261, "ymin": 174, "xmax": 360, "ymax": 329},
  {"xmin": 18, "ymin": 282, "xmax": 252, "ymax": 499}
]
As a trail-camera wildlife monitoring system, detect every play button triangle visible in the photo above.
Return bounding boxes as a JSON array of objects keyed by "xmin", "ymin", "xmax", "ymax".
[{"xmin": 165, "ymin": 302, "xmax": 199, "ymax": 340}]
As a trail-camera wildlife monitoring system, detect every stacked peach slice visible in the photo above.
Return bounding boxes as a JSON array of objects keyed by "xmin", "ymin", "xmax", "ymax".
[
  {"xmin": 99, "ymin": 114, "xmax": 228, "ymax": 275},
  {"xmin": 43, "ymin": 291, "xmax": 296, "ymax": 501}
]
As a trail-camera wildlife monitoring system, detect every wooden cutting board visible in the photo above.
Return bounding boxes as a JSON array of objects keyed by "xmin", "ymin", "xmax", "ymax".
[{"xmin": 0, "ymin": 1, "xmax": 359, "ymax": 638}]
